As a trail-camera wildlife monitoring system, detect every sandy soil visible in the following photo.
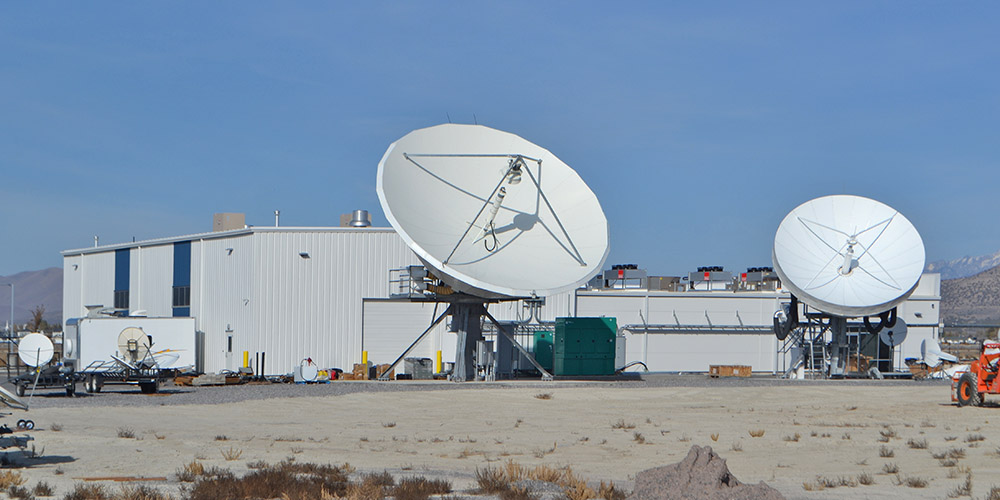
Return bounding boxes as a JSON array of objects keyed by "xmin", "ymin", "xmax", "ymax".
[{"xmin": 6, "ymin": 379, "xmax": 999, "ymax": 500}]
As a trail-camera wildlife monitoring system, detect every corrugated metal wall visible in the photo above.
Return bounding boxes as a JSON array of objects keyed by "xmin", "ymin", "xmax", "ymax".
[
  {"xmin": 247, "ymin": 229, "xmax": 418, "ymax": 374},
  {"xmin": 62, "ymin": 255, "xmax": 82, "ymax": 326},
  {"xmin": 78, "ymin": 252, "xmax": 115, "ymax": 317},
  {"xmin": 130, "ymin": 245, "xmax": 173, "ymax": 317},
  {"xmin": 195, "ymin": 235, "xmax": 255, "ymax": 373}
]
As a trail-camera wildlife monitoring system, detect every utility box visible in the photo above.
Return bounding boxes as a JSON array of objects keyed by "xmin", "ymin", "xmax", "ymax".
[
  {"xmin": 404, "ymin": 357, "xmax": 433, "ymax": 380},
  {"xmin": 532, "ymin": 331, "xmax": 554, "ymax": 371},
  {"xmin": 553, "ymin": 317, "xmax": 617, "ymax": 376}
]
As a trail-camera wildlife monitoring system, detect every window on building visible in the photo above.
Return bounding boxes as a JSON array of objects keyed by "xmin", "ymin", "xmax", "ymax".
[
  {"xmin": 172, "ymin": 286, "xmax": 191, "ymax": 308},
  {"xmin": 114, "ymin": 290, "xmax": 129, "ymax": 310}
]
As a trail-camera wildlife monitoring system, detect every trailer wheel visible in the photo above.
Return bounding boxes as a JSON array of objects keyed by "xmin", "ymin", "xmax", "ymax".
[
  {"xmin": 65, "ymin": 383, "xmax": 76, "ymax": 397},
  {"xmin": 958, "ymin": 372, "xmax": 983, "ymax": 407},
  {"xmin": 23, "ymin": 420, "xmax": 33, "ymax": 430},
  {"xmin": 14, "ymin": 384, "xmax": 25, "ymax": 397},
  {"xmin": 15, "ymin": 420, "xmax": 25, "ymax": 430}
]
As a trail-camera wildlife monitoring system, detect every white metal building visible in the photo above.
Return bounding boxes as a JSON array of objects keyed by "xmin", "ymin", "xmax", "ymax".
[
  {"xmin": 63, "ymin": 225, "xmax": 942, "ymax": 376},
  {"xmin": 62, "ymin": 227, "xmax": 421, "ymax": 375}
]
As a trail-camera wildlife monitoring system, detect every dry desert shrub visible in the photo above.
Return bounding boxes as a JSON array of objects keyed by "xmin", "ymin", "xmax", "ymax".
[
  {"xmin": 115, "ymin": 484, "xmax": 172, "ymax": 500},
  {"xmin": 967, "ymin": 433, "xmax": 986, "ymax": 443},
  {"xmin": 500, "ymin": 485, "xmax": 538, "ymax": 500},
  {"xmin": 390, "ymin": 477, "xmax": 451, "ymax": 500},
  {"xmin": 748, "ymin": 429, "xmax": 765, "ymax": 438},
  {"xmin": 63, "ymin": 484, "xmax": 108, "ymax": 500},
  {"xmin": 214, "ymin": 435, "xmax": 229, "ymax": 441},
  {"xmin": 475, "ymin": 467, "xmax": 509, "ymax": 494},
  {"xmin": 632, "ymin": 432, "xmax": 645, "ymax": 444},
  {"xmin": 987, "ymin": 486, "xmax": 1000, "ymax": 500},
  {"xmin": 858, "ymin": 473, "xmax": 875, "ymax": 485},
  {"xmin": 730, "ymin": 441, "xmax": 743, "ymax": 452},
  {"xmin": 882, "ymin": 463, "xmax": 899, "ymax": 474},
  {"xmin": 32, "ymin": 481, "xmax": 53, "ymax": 496},
  {"xmin": 611, "ymin": 420, "xmax": 635, "ymax": 430},
  {"xmin": 533, "ymin": 393, "xmax": 552, "ymax": 400},
  {"xmin": 177, "ymin": 460, "xmax": 206, "ymax": 482},
  {"xmin": 947, "ymin": 476, "xmax": 971, "ymax": 498},
  {"xmin": 117, "ymin": 427, "xmax": 136, "ymax": 439},
  {"xmin": 7, "ymin": 485, "xmax": 32, "ymax": 500},
  {"xmin": 220, "ymin": 447, "xmax": 243, "ymax": 461},
  {"xmin": 879, "ymin": 446, "xmax": 895, "ymax": 458},
  {"xmin": 0, "ymin": 471, "xmax": 26, "ymax": 489},
  {"xmin": 49, "ymin": 423, "xmax": 62, "ymax": 432},
  {"xmin": 933, "ymin": 448, "xmax": 967, "ymax": 460},
  {"xmin": 894, "ymin": 475, "xmax": 928, "ymax": 488},
  {"xmin": 710, "ymin": 433, "xmax": 719, "ymax": 441},
  {"xmin": 907, "ymin": 438, "xmax": 928, "ymax": 449},
  {"xmin": 783, "ymin": 433, "xmax": 801, "ymax": 443},
  {"xmin": 184, "ymin": 460, "xmax": 353, "ymax": 500}
]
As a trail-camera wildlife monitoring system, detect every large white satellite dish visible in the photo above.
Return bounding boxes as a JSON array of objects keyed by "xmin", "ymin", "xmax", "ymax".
[
  {"xmin": 377, "ymin": 123, "xmax": 610, "ymax": 299},
  {"xmin": 18, "ymin": 334, "xmax": 54, "ymax": 367},
  {"xmin": 772, "ymin": 195, "xmax": 925, "ymax": 318}
]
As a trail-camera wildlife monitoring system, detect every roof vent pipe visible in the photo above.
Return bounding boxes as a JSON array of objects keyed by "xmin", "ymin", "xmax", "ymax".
[
  {"xmin": 274, "ymin": 210, "xmax": 280, "ymax": 227},
  {"xmin": 350, "ymin": 209, "xmax": 371, "ymax": 227}
]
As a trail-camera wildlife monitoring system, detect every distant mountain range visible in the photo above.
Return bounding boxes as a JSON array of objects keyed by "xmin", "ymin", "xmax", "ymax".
[
  {"xmin": 940, "ymin": 264, "xmax": 1000, "ymax": 326},
  {"xmin": 926, "ymin": 250, "xmax": 1000, "ymax": 280},
  {"xmin": 0, "ymin": 267, "xmax": 62, "ymax": 328}
]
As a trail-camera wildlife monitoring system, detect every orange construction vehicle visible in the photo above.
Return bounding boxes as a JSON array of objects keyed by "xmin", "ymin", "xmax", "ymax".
[{"xmin": 956, "ymin": 340, "xmax": 1000, "ymax": 407}]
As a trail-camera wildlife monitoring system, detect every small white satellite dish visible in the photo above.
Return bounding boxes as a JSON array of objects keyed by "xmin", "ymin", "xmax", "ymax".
[
  {"xmin": 117, "ymin": 327, "xmax": 151, "ymax": 364},
  {"xmin": 878, "ymin": 319, "xmax": 908, "ymax": 347},
  {"xmin": 377, "ymin": 123, "xmax": 610, "ymax": 299},
  {"xmin": 772, "ymin": 195, "xmax": 925, "ymax": 318},
  {"xmin": 18, "ymin": 333, "xmax": 54, "ymax": 367}
]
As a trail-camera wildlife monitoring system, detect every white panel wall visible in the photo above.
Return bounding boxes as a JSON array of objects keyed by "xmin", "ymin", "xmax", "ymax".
[
  {"xmin": 195, "ymin": 235, "xmax": 255, "ymax": 374},
  {"xmin": 130, "ymin": 245, "xmax": 173, "ymax": 317},
  {"xmin": 247, "ymin": 229, "xmax": 419, "ymax": 375},
  {"xmin": 62, "ymin": 255, "xmax": 82, "ymax": 328},
  {"xmin": 361, "ymin": 300, "xmax": 450, "ymax": 367},
  {"xmin": 78, "ymin": 252, "xmax": 115, "ymax": 316}
]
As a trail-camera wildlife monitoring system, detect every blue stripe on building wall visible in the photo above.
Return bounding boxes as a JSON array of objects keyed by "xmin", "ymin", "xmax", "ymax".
[
  {"xmin": 115, "ymin": 248, "xmax": 129, "ymax": 291},
  {"xmin": 173, "ymin": 241, "xmax": 192, "ymax": 317},
  {"xmin": 173, "ymin": 241, "xmax": 191, "ymax": 287}
]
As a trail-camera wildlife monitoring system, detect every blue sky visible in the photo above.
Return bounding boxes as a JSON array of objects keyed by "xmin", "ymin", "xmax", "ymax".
[{"xmin": 2, "ymin": 3, "xmax": 999, "ymax": 277}]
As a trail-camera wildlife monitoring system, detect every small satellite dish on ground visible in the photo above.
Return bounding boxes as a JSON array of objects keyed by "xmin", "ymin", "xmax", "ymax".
[
  {"xmin": 376, "ymin": 124, "xmax": 610, "ymax": 380},
  {"xmin": 18, "ymin": 334, "xmax": 54, "ymax": 367},
  {"xmin": 118, "ymin": 327, "xmax": 151, "ymax": 365},
  {"xmin": 771, "ymin": 195, "xmax": 925, "ymax": 377}
]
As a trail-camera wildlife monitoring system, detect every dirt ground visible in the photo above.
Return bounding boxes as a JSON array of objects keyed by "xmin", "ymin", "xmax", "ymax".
[{"xmin": 6, "ymin": 379, "xmax": 999, "ymax": 499}]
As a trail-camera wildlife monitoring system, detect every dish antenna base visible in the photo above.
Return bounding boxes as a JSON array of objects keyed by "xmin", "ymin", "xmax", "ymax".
[
  {"xmin": 377, "ymin": 297, "xmax": 554, "ymax": 382},
  {"xmin": 828, "ymin": 316, "xmax": 849, "ymax": 377}
]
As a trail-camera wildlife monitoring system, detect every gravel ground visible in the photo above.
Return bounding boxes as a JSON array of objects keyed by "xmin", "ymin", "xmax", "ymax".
[{"xmin": 6, "ymin": 373, "xmax": 950, "ymax": 409}]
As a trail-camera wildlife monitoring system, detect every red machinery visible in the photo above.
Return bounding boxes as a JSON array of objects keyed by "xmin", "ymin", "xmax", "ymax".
[{"xmin": 956, "ymin": 340, "xmax": 1000, "ymax": 406}]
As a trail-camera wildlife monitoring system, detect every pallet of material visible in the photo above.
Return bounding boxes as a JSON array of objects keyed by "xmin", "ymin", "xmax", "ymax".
[{"xmin": 709, "ymin": 365, "xmax": 752, "ymax": 378}]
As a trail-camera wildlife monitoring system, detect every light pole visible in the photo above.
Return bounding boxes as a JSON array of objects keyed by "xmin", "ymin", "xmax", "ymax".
[{"xmin": 1, "ymin": 283, "xmax": 11, "ymax": 339}]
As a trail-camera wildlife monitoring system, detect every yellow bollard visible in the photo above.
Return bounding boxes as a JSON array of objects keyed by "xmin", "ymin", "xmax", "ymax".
[
  {"xmin": 435, "ymin": 350, "xmax": 442, "ymax": 374},
  {"xmin": 243, "ymin": 351, "xmax": 249, "ymax": 368},
  {"xmin": 362, "ymin": 350, "xmax": 368, "ymax": 366}
]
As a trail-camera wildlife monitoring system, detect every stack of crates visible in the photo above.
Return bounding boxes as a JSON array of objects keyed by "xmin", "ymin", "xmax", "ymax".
[{"xmin": 553, "ymin": 317, "xmax": 617, "ymax": 376}]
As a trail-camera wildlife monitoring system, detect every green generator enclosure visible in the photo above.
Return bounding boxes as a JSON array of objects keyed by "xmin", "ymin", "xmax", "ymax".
[
  {"xmin": 532, "ymin": 331, "xmax": 554, "ymax": 371},
  {"xmin": 553, "ymin": 317, "xmax": 617, "ymax": 376}
]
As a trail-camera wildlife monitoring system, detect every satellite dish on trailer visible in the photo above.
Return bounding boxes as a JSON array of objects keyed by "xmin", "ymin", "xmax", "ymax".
[
  {"xmin": 118, "ymin": 327, "xmax": 151, "ymax": 364},
  {"xmin": 376, "ymin": 123, "xmax": 610, "ymax": 299},
  {"xmin": 772, "ymin": 195, "xmax": 925, "ymax": 318},
  {"xmin": 17, "ymin": 334, "xmax": 54, "ymax": 367}
]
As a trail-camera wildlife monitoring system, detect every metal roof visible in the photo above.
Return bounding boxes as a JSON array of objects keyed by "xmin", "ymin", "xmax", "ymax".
[{"xmin": 61, "ymin": 226, "xmax": 397, "ymax": 256}]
